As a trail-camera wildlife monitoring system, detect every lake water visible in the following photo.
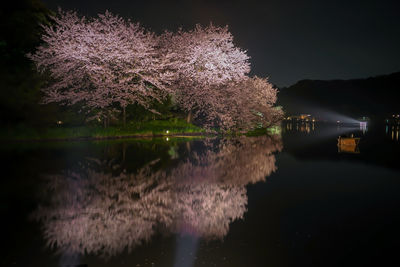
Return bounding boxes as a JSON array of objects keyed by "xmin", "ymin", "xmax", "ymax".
[{"xmin": 1, "ymin": 122, "xmax": 400, "ymax": 267}]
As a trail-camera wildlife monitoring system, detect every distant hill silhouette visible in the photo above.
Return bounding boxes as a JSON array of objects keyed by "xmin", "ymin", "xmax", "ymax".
[{"xmin": 277, "ymin": 72, "xmax": 400, "ymax": 119}]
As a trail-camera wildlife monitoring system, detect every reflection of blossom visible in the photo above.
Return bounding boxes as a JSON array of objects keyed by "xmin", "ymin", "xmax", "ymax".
[
  {"xmin": 34, "ymin": 164, "xmax": 175, "ymax": 257},
  {"xmin": 33, "ymin": 136, "xmax": 282, "ymax": 257},
  {"xmin": 208, "ymin": 135, "xmax": 282, "ymax": 185},
  {"xmin": 175, "ymin": 184, "xmax": 246, "ymax": 239}
]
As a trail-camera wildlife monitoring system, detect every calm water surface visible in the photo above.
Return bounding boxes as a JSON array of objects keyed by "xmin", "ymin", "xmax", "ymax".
[{"xmin": 1, "ymin": 122, "xmax": 400, "ymax": 267}]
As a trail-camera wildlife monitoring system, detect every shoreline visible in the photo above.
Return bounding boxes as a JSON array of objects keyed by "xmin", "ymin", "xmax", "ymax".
[
  {"xmin": 0, "ymin": 121, "xmax": 280, "ymax": 142},
  {"xmin": 1, "ymin": 132, "xmax": 212, "ymax": 142}
]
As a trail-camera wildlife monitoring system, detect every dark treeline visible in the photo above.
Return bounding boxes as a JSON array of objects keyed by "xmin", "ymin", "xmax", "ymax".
[
  {"xmin": 0, "ymin": 0, "xmax": 54, "ymax": 126},
  {"xmin": 278, "ymin": 72, "xmax": 400, "ymax": 120}
]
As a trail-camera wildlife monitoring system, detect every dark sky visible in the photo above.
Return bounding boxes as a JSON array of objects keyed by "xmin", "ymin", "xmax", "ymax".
[{"xmin": 42, "ymin": 0, "xmax": 400, "ymax": 87}]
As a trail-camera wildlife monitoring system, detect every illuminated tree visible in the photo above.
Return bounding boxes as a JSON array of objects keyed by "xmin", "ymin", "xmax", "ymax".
[
  {"xmin": 161, "ymin": 26, "xmax": 282, "ymax": 130},
  {"xmin": 160, "ymin": 24, "xmax": 251, "ymax": 125},
  {"xmin": 215, "ymin": 76, "xmax": 283, "ymax": 130},
  {"xmin": 28, "ymin": 10, "xmax": 173, "ymax": 126}
]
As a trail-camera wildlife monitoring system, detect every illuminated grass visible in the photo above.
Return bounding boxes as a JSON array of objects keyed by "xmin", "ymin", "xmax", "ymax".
[
  {"xmin": 0, "ymin": 119, "xmax": 205, "ymax": 141},
  {"xmin": 244, "ymin": 125, "xmax": 282, "ymax": 137},
  {"xmin": 0, "ymin": 120, "xmax": 281, "ymax": 141}
]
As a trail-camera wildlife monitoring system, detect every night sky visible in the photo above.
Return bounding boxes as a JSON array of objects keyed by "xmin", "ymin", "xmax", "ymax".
[{"xmin": 42, "ymin": 0, "xmax": 400, "ymax": 87}]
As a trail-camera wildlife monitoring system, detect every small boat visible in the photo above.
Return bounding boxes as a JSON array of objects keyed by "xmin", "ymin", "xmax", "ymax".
[{"xmin": 337, "ymin": 135, "xmax": 360, "ymax": 153}]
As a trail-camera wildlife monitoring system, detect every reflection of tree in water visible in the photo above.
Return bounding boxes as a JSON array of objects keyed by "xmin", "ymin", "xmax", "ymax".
[{"xmin": 33, "ymin": 136, "xmax": 282, "ymax": 257}]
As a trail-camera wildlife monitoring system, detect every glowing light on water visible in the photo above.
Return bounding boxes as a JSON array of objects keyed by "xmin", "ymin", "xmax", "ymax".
[
  {"xmin": 284, "ymin": 121, "xmax": 316, "ymax": 134},
  {"xmin": 394, "ymin": 126, "xmax": 400, "ymax": 141},
  {"xmin": 59, "ymin": 253, "xmax": 81, "ymax": 267},
  {"xmin": 392, "ymin": 126, "xmax": 395, "ymax": 140},
  {"xmin": 359, "ymin": 121, "xmax": 367, "ymax": 134},
  {"xmin": 173, "ymin": 235, "xmax": 199, "ymax": 267}
]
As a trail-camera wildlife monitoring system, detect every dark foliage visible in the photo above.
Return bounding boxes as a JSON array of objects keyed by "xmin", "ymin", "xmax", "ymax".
[{"xmin": 0, "ymin": 0, "xmax": 55, "ymax": 125}]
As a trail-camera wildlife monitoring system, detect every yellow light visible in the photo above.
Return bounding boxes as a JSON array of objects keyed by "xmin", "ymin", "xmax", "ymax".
[
  {"xmin": 166, "ymin": 137, "xmax": 169, "ymax": 141},
  {"xmin": 166, "ymin": 130, "xmax": 169, "ymax": 134}
]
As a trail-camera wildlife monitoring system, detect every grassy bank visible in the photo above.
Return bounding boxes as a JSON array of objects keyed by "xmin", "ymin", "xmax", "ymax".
[
  {"xmin": 1, "ymin": 119, "xmax": 206, "ymax": 141},
  {"xmin": 244, "ymin": 125, "xmax": 282, "ymax": 137}
]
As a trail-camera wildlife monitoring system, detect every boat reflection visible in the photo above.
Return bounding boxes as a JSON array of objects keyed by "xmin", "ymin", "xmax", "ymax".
[{"xmin": 32, "ymin": 136, "xmax": 282, "ymax": 258}]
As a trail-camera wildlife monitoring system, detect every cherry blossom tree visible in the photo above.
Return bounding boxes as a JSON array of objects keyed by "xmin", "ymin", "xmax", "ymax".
[
  {"xmin": 160, "ymin": 24, "xmax": 251, "ymax": 124},
  {"xmin": 28, "ymin": 10, "xmax": 174, "ymax": 126},
  {"xmin": 163, "ymin": 75, "xmax": 282, "ymax": 131},
  {"xmin": 212, "ymin": 76, "xmax": 283, "ymax": 130},
  {"xmin": 161, "ymin": 25, "xmax": 282, "ymax": 130}
]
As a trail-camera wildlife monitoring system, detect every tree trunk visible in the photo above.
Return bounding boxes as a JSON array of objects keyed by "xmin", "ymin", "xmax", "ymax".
[
  {"xmin": 186, "ymin": 141, "xmax": 191, "ymax": 152},
  {"xmin": 122, "ymin": 142, "xmax": 126, "ymax": 162},
  {"xmin": 122, "ymin": 106, "xmax": 126, "ymax": 128},
  {"xmin": 186, "ymin": 110, "xmax": 192, "ymax": 123}
]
